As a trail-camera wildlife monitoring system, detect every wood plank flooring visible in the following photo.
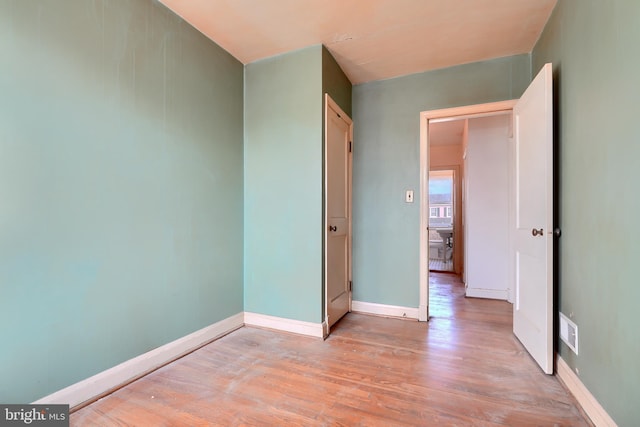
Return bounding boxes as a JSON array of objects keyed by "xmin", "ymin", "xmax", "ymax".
[{"xmin": 72, "ymin": 273, "xmax": 591, "ymax": 426}]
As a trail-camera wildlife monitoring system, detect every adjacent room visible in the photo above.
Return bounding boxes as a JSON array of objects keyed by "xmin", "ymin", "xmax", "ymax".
[{"xmin": 2, "ymin": 1, "xmax": 638, "ymax": 425}]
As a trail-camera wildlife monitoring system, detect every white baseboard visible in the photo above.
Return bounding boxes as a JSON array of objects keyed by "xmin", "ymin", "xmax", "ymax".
[
  {"xmin": 244, "ymin": 312, "xmax": 325, "ymax": 338},
  {"xmin": 33, "ymin": 312, "xmax": 244, "ymax": 409},
  {"xmin": 556, "ymin": 355, "xmax": 618, "ymax": 427},
  {"xmin": 351, "ymin": 300, "xmax": 419, "ymax": 320},
  {"xmin": 465, "ymin": 287, "xmax": 509, "ymax": 300}
]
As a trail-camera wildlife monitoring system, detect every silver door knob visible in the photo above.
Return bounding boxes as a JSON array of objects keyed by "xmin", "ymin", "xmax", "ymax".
[{"xmin": 531, "ymin": 228, "xmax": 544, "ymax": 237}]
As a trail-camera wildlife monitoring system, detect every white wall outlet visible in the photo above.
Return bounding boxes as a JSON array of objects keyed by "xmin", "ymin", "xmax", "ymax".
[{"xmin": 405, "ymin": 190, "xmax": 414, "ymax": 203}]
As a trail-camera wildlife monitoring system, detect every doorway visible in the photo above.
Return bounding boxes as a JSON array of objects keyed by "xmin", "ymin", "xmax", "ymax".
[
  {"xmin": 419, "ymin": 64, "xmax": 554, "ymax": 374},
  {"xmin": 324, "ymin": 94, "xmax": 353, "ymax": 333},
  {"xmin": 428, "ymin": 168, "xmax": 456, "ymax": 273},
  {"xmin": 418, "ymin": 100, "xmax": 517, "ymax": 321}
]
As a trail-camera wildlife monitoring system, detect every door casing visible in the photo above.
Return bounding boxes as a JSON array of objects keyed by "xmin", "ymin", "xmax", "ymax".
[{"xmin": 419, "ymin": 100, "xmax": 517, "ymax": 321}]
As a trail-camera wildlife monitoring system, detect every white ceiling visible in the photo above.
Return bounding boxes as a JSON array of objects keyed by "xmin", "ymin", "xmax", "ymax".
[{"xmin": 160, "ymin": 0, "xmax": 557, "ymax": 85}]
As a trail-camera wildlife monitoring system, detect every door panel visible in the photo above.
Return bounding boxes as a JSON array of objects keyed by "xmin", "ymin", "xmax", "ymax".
[
  {"xmin": 327, "ymin": 226, "xmax": 347, "ymax": 304},
  {"xmin": 513, "ymin": 63, "xmax": 553, "ymax": 374},
  {"xmin": 325, "ymin": 95, "xmax": 352, "ymax": 330}
]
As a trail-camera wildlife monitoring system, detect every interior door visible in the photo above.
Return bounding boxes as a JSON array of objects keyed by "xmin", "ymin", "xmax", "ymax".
[
  {"xmin": 512, "ymin": 63, "xmax": 554, "ymax": 374},
  {"xmin": 324, "ymin": 94, "xmax": 352, "ymax": 330}
]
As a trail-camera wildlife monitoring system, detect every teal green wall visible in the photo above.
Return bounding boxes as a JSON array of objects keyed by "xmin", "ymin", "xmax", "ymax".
[
  {"xmin": 0, "ymin": 0, "xmax": 244, "ymax": 403},
  {"xmin": 533, "ymin": 1, "xmax": 640, "ymax": 425},
  {"xmin": 351, "ymin": 55, "xmax": 531, "ymax": 307},
  {"xmin": 244, "ymin": 46, "xmax": 323, "ymax": 322},
  {"xmin": 322, "ymin": 46, "xmax": 352, "ymax": 117},
  {"xmin": 244, "ymin": 45, "xmax": 351, "ymax": 323},
  {"xmin": 12, "ymin": 1, "xmax": 634, "ymax": 420}
]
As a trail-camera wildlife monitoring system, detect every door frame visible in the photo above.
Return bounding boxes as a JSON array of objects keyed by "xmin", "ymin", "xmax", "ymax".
[
  {"xmin": 419, "ymin": 100, "xmax": 517, "ymax": 321},
  {"xmin": 428, "ymin": 165, "xmax": 461, "ymax": 274},
  {"xmin": 323, "ymin": 93, "xmax": 353, "ymax": 335}
]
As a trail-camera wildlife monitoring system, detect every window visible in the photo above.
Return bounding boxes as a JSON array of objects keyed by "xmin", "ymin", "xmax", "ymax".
[{"xmin": 429, "ymin": 169, "xmax": 454, "ymax": 227}]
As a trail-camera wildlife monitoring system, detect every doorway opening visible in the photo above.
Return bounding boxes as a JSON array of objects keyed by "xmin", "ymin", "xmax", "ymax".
[
  {"xmin": 428, "ymin": 169, "xmax": 455, "ymax": 273},
  {"xmin": 419, "ymin": 64, "xmax": 554, "ymax": 374},
  {"xmin": 418, "ymin": 100, "xmax": 517, "ymax": 321}
]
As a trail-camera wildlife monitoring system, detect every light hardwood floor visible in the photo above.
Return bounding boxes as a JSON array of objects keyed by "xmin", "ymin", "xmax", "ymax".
[{"xmin": 72, "ymin": 273, "xmax": 591, "ymax": 426}]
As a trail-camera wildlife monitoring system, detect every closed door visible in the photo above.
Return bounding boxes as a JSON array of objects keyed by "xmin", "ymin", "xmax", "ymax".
[
  {"xmin": 324, "ymin": 94, "xmax": 352, "ymax": 330},
  {"xmin": 512, "ymin": 63, "xmax": 554, "ymax": 374}
]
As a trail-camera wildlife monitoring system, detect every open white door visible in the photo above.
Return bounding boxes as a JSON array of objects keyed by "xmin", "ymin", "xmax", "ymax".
[
  {"xmin": 324, "ymin": 94, "xmax": 352, "ymax": 331},
  {"xmin": 512, "ymin": 63, "xmax": 554, "ymax": 374}
]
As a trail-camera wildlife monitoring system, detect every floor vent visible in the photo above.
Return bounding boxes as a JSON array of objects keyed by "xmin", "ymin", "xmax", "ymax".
[{"xmin": 559, "ymin": 312, "xmax": 578, "ymax": 355}]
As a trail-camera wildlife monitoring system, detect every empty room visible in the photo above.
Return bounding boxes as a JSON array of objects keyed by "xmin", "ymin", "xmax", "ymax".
[{"xmin": 1, "ymin": 0, "xmax": 638, "ymax": 426}]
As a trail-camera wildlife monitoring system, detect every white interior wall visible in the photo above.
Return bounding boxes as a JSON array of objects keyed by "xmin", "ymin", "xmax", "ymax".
[{"xmin": 464, "ymin": 114, "xmax": 511, "ymax": 300}]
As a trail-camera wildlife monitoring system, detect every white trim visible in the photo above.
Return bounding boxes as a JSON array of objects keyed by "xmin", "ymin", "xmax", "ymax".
[
  {"xmin": 465, "ymin": 287, "xmax": 509, "ymax": 300},
  {"xmin": 244, "ymin": 312, "xmax": 325, "ymax": 338},
  {"xmin": 419, "ymin": 100, "xmax": 518, "ymax": 323},
  {"xmin": 351, "ymin": 301, "xmax": 419, "ymax": 320},
  {"xmin": 419, "ymin": 100, "xmax": 517, "ymax": 121},
  {"xmin": 418, "ymin": 111, "xmax": 429, "ymax": 321},
  {"xmin": 556, "ymin": 355, "xmax": 618, "ymax": 427},
  {"xmin": 33, "ymin": 312, "xmax": 244, "ymax": 409}
]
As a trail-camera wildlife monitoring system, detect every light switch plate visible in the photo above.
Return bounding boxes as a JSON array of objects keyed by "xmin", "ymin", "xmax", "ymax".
[{"xmin": 405, "ymin": 190, "xmax": 414, "ymax": 203}]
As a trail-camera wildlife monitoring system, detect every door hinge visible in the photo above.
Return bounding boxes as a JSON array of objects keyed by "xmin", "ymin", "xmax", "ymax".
[
  {"xmin": 348, "ymin": 141, "xmax": 352, "ymax": 153},
  {"xmin": 348, "ymin": 280, "xmax": 352, "ymax": 292}
]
